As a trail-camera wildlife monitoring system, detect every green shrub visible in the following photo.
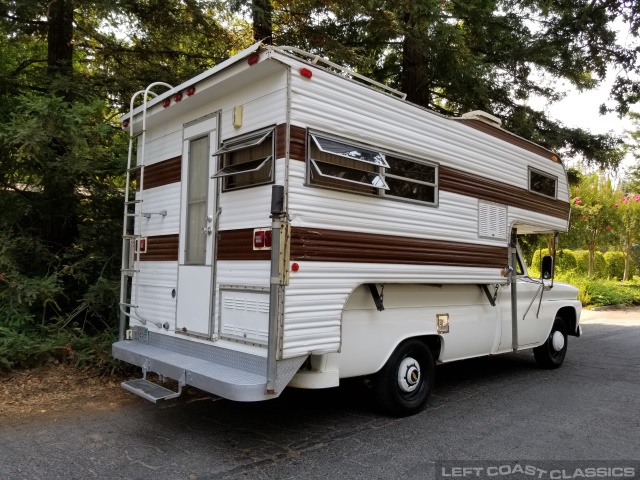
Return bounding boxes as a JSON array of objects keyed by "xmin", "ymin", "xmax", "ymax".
[
  {"xmin": 594, "ymin": 251, "xmax": 607, "ymax": 278},
  {"xmin": 529, "ymin": 248, "xmax": 577, "ymax": 277},
  {"xmin": 557, "ymin": 272, "xmax": 640, "ymax": 307},
  {"xmin": 574, "ymin": 250, "xmax": 590, "ymax": 274},
  {"xmin": 604, "ymin": 251, "xmax": 626, "ymax": 280}
]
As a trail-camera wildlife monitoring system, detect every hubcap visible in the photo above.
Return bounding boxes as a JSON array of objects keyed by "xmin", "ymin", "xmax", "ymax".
[
  {"xmin": 551, "ymin": 331, "xmax": 565, "ymax": 351},
  {"xmin": 398, "ymin": 357, "xmax": 421, "ymax": 393}
]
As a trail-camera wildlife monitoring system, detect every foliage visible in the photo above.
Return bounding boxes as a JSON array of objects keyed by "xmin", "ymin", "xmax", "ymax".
[
  {"xmin": 604, "ymin": 251, "xmax": 627, "ymax": 280},
  {"xmin": 529, "ymin": 248, "xmax": 577, "ymax": 277},
  {"xmin": 614, "ymin": 192, "xmax": 640, "ymax": 280},
  {"xmin": 558, "ymin": 272, "xmax": 640, "ymax": 307},
  {"xmin": 568, "ymin": 173, "xmax": 617, "ymax": 275},
  {"xmin": 573, "ymin": 250, "xmax": 590, "ymax": 275}
]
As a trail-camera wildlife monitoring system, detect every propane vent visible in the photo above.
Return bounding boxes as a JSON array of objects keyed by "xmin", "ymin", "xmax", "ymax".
[{"xmin": 461, "ymin": 110, "xmax": 502, "ymax": 128}]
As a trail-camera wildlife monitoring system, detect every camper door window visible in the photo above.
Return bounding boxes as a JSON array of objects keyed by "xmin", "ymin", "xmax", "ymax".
[{"xmin": 213, "ymin": 129, "xmax": 274, "ymax": 191}]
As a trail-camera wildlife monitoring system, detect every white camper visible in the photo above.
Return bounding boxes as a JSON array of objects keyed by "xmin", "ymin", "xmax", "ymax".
[{"xmin": 114, "ymin": 42, "xmax": 582, "ymax": 416}]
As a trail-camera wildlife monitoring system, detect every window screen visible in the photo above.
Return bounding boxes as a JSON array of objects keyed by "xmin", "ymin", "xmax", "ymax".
[
  {"xmin": 384, "ymin": 156, "xmax": 437, "ymax": 204},
  {"xmin": 213, "ymin": 129, "xmax": 274, "ymax": 191},
  {"xmin": 529, "ymin": 168, "xmax": 557, "ymax": 198}
]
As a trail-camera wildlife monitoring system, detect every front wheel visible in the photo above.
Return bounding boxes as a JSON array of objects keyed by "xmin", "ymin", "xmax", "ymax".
[
  {"xmin": 533, "ymin": 316, "xmax": 568, "ymax": 369},
  {"xmin": 372, "ymin": 339, "xmax": 435, "ymax": 417}
]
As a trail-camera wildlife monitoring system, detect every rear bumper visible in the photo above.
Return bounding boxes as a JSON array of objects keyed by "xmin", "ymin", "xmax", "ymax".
[{"xmin": 113, "ymin": 332, "xmax": 306, "ymax": 402}]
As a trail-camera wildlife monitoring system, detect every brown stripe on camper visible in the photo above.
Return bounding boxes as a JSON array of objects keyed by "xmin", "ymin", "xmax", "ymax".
[
  {"xmin": 439, "ymin": 166, "xmax": 570, "ymax": 220},
  {"xmin": 136, "ymin": 156, "xmax": 181, "ymax": 191},
  {"xmin": 456, "ymin": 119, "xmax": 559, "ymax": 162},
  {"xmin": 139, "ymin": 234, "xmax": 179, "ymax": 261},
  {"xmin": 217, "ymin": 229, "xmax": 271, "ymax": 261},
  {"xmin": 275, "ymin": 124, "xmax": 306, "ymax": 161},
  {"xmin": 290, "ymin": 228, "xmax": 508, "ymax": 267}
]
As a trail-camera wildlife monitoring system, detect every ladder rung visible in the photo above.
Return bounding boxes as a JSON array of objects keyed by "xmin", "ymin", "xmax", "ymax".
[
  {"xmin": 130, "ymin": 130, "xmax": 145, "ymax": 139},
  {"xmin": 121, "ymin": 269, "xmax": 140, "ymax": 274},
  {"xmin": 127, "ymin": 164, "xmax": 143, "ymax": 172},
  {"xmin": 123, "ymin": 234, "xmax": 141, "ymax": 239},
  {"xmin": 120, "ymin": 302, "xmax": 139, "ymax": 308},
  {"xmin": 125, "ymin": 212, "xmax": 138, "ymax": 217},
  {"xmin": 125, "ymin": 200, "xmax": 142, "ymax": 205}
]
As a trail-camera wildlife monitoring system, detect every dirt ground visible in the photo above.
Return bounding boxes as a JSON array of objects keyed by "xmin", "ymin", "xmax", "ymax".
[{"xmin": 0, "ymin": 364, "xmax": 137, "ymax": 423}]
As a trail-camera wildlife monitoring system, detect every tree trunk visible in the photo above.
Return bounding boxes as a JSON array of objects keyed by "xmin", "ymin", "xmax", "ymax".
[
  {"xmin": 401, "ymin": 10, "xmax": 431, "ymax": 107},
  {"xmin": 624, "ymin": 235, "xmax": 631, "ymax": 281},
  {"xmin": 588, "ymin": 247, "xmax": 595, "ymax": 277},
  {"xmin": 252, "ymin": 0, "xmax": 272, "ymax": 44},
  {"xmin": 47, "ymin": 0, "xmax": 74, "ymax": 78},
  {"xmin": 43, "ymin": 0, "xmax": 78, "ymax": 250}
]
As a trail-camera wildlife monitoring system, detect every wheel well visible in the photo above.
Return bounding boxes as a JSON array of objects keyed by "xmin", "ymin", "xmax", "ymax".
[
  {"xmin": 414, "ymin": 335, "xmax": 442, "ymax": 362},
  {"xmin": 556, "ymin": 306, "xmax": 578, "ymax": 337}
]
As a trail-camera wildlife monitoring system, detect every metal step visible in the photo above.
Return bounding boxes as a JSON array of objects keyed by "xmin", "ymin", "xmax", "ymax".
[
  {"xmin": 113, "ymin": 332, "xmax": 307, "ymax": 402},
  {"xmin": 122, "ymin": 378, "xmax": 181, "ymax": 403}
]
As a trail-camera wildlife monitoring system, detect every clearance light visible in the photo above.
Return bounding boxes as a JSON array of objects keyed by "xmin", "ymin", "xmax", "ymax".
[
  {"xmin": 551, "ymin": 155, "xmax": 559, "ymax": 162},
  {"xmin": 291, "ymin": 262, "xmax": 300, "ymax": 272},
  {"xmin": 174, "ymin": 93, "xmax": 183, "ymax": 102},
  {"xmin": 247, "ymin": 54, "xmax": 260, "ymax": 65},
  {"xmin": 162, "ymin": 99, "xmax": 171, "ymax": 108},
  {"xmin": 122, "ymin": 120, "xmax": 130, "ymax": 128},
  {"xmin": 265, "ymin": 230, "xmax": 272, "ymax": 248},
  {"xmin": 186, "ymin": 86, "xmax": 196, "ymax": 96},
  {"xmin": 299, "ymin": 68, "xmax": 313, "ymax": 79}
]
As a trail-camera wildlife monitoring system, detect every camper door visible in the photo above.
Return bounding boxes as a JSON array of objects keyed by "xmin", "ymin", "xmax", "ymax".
[{"xmin": 176, "ymin": 115, "xmax": 218, "ymax": 337}]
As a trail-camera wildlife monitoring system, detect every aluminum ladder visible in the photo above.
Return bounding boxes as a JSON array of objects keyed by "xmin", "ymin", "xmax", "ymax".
[{"xmin": 119, "ymin": 82, "xmax": 173, "ymax": 332}]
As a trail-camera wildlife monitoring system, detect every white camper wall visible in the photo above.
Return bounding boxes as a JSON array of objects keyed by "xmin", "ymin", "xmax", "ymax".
[{"xmin": 129, "ymin": 65, "xmax": 289, "ymax": 334}]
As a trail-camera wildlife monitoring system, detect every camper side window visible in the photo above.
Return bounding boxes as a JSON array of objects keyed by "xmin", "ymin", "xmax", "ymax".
[
  {"xmin": 384, "ymin": 156, "xmax": 437, "ymax": 204},
  {"xmin": 213, "ymin": 129, "xmax": 274, "ymax": 191},
  {"xmin": 529, "ymin": 168, "xmax": 557, "ymax": 199},
  {"xmin": 308, "ymin": 133, "xmax": 389, "ymax": 195}
]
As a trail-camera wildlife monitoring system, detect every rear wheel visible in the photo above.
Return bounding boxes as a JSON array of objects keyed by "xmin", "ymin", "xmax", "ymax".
[
  {"xmin": 373, "ymin": 339, "xmax": 435, "ymax": 417},
  {"xmin": 533, "ymin": 316, "xmax": 568, "ymax": 369}
]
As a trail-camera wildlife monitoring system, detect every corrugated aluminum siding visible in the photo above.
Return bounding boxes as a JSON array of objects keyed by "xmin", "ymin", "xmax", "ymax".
[{"xmin": 131, "ymin": 261, "xmax": 178, "ymax": 329}]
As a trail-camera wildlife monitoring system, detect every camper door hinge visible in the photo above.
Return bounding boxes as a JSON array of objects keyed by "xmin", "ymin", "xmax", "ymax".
[
  {"xmin": 480, "ymin": 284, "xmax": 499, "ymax": 307},
  {"xmin": 367, "ymin": 284, "xmax": 385, "ymax": 311}
]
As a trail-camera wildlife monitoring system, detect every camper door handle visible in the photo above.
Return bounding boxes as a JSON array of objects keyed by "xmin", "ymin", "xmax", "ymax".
[{"xmin": 202, "ymin": 226, "xmax": 212, "ymax": 235}]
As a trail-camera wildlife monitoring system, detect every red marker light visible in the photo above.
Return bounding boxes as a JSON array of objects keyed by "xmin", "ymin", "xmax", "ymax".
[
  {"xmin": 299, "ymin": 68, "xmax": 313, "ymax": 79},
  {"xmin": 174, "ymin": 93, "xmax": 183, "ymax": 102},
  {"xmin": 254, "ymin": 230, "xmax": 265, "ymax": 248},
  {"xmin": 162, "ymin": 99, "xmax": 171, "ymax": 108},
  {"xmin": 122, "ymin": 120, "xmax": 130, "ymax": 128},
  {"xmin": 265, "ymin": 230, "xmax": 272, "ymax": 248},
  {"xmin": 247, "ymin": 54, "xmax": 260, "ymax": 65},
  {"xmin": 186, "ymin": 86, "xmax": 196, "ymax": 96},
  {"xmin": 291, "ymin": 262, "xmax": 300, "ymax": 272}
]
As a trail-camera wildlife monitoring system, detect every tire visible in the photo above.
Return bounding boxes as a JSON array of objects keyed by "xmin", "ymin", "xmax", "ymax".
[
  {"xmin": 373, "ymin": 339, "xmax": 435, "ymax": 417},
  {"xmin": 533, "ymin": 316, "xmax": 568, "ymax": 369}
]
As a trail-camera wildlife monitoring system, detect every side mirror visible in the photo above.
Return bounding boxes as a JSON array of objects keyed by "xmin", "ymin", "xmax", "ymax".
[{"xmin": 541, "ymin": 255, "xmax": 554, "ymax": 279}]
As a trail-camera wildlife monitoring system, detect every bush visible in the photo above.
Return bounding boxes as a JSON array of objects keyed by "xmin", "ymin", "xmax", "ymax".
[
  {"xmin": 594, "ymin": 251, "xmax": 607, "ymax": 278},
  {"xmin": 574, "ymin": 250, "xmax": 589, "ymax": 275},
  {"xmin": 604, "ymin": 251, "xmax": 626, "ymax": 280},
  {"xmin": 557, "ymin": 273, "xmax": 640, "ymax": 307},
  {"xmin": 529, "ymin": 248, "xmax": 577, "ymax": 277}
]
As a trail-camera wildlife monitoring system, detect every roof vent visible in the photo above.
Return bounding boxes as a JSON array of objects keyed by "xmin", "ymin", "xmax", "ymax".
[{"xmin": 461, "ymin": 110, "xmax": 502, "ymax": 128}]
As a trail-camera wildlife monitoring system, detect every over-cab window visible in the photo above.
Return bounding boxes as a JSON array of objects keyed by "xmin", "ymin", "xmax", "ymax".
[
  {"xmin": 308, "ymin": 133, "xmax": 389, "ymax": 195},
  {"xmin": 213, "ymin": 128, "xmax": 274, "ymax": 191},
  {"xmin": 529, "ymin": 168, "xmax": 557, "ymax": 199}
]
